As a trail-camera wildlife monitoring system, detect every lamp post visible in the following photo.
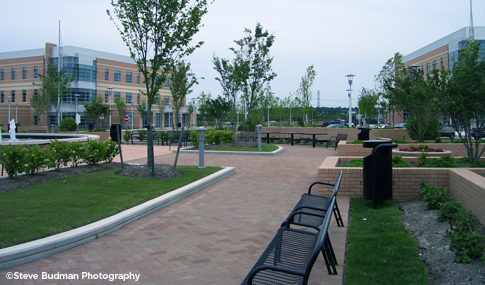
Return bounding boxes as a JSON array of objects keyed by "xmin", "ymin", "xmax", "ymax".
[
  {"xmin": 346, "ymin": 74, "xmax": 355, "ymax": 127},
  {"xmin": 74, "ymin": 94, "xmax": 79, "ymax": 133},
  {"xmin": 197, "ymin": 127, "xmax": 206, "ymax": 168},
  {"xmin": 131, "ymin": 102, "xmax": 134, "ymax": 130},
  {"xmin": 7, "ymin": 96, "xmax": 11, "ymax": 122},
  {"xmin": 107, "ymin": 86, "xmax": 113, "ymax": 128}
]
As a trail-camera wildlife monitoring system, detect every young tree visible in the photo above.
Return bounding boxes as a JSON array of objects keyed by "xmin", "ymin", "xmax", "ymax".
[
  {"xmin": 435, "ymin": 40, "xmax": 485, "ymax": 163},
  {"xmin": 213, "ymin": 55, "xmax": 243, "ymax": 134},
  {"xmin": 114, "ymin": 96, "xmax": 127, "ymax": 125},
  {"xmin": 137, "ymin": 101, "xmax": 148, "ymax": 126},
  {"xmin": 108, "ymin": 0, "xmax": 209, "ymax": 174},
  {"xmin": 377, "ymin": 53, "xmax": 440, "ymax": 142},
  {"xmin": 29, "ymin": 88, "xmax": 50, "ymax": 126},
  {"xmin": 298, "ymin": 65, "xmax": 317, "ymax": 126},
  {"xmin": 231, "ymin": 22, "xmax": 277, "ymax": 140},
  {"xmin": 358, "ymin": 87, "xmax": 379, "ymax": 126},
  {"xmin": 36, "ymin": 64, "xmax": 74, "ymax": 127},
  {"xmin": 170, "ymin": 61, "xmax": 198, "ymax": 129},
  {"xmin": 206, "ymin": 95, "xmax": 231, "ymax": 129},
  {"xmin": 83, "ymin": 96, "xmax": 110, "ymax": 129}
]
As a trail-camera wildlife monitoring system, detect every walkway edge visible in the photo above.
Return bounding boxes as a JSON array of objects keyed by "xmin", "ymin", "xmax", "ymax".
[
  {"xmin": 0, "ymin": 167, "xmax": 235, "ymax": 270},
  {"xmin": 174, "ymin": 145, "xmax": 284, "ymax": 156}
]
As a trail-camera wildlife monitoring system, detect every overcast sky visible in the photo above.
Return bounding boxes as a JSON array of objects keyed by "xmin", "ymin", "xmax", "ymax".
[{"xmin": 1, "ymin": 0, "xmax": 484, "ymax": 107}]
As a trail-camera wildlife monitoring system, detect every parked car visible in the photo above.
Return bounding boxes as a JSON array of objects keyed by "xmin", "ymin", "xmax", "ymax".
[
  {"xmin": 327, "ymin": 123, "xmax": 347, "ymax": 128},
  {"xmin": 439, "ymin": 125, "xmax": 456, "ymax": 138},
  {"xmin": 471, "ymin": 126, "xmax": 485, "ymax": 140},
  {"xmin": 393, "ymin": 123, "xmax": 406, "ymax": 128}
]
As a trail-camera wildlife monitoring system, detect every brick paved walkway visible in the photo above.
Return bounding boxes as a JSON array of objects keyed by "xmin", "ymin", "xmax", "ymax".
[{"xmin": 1, "ymin": 144, "xmax": 348, "ymax": 285}]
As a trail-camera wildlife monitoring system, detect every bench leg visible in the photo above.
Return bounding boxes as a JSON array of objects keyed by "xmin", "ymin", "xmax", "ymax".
[
  {"xmin": 321, "ymin": 234, "xmax": 338, "ymax": 275},
  {"xmin": 333, "ymin": 201, "xmax": 344, "ymax": 227}
]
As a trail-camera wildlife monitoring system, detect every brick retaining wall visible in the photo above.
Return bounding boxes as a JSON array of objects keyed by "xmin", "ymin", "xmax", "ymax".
[{"xmin": 318, "ymin": 156, "xmax": 485, "ymax": 225}]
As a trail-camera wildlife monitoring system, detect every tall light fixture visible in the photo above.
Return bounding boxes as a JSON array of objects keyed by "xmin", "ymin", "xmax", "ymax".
[
  {"xmin": 131, "ymin": 102, "xmax": 134, "ymax": 130},
  {"xmin": 74, "ymin": 94, "xmax": 80, "ymax": 133},
  {"xmin": 7, "ymin": 96, "xmax": 11, "ymax": 122},
  {"xmin": 346, "ymin": 74, "xmax": 355, "ymax": 127},
  {"xmin": 107, "ymin": 86, "xmax": 113, "ymax": 128}
]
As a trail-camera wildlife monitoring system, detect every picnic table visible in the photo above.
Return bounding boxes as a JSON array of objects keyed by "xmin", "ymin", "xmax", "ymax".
[
  {"xmin": 303, "ymin": 132, "xmax": 328, "ymax": 147},
  {"xmin": 281, "ymin": 132, "xmax": 305, "ymax": 146},
  {"xmin": 261, "ymin": 131, "xmax": 280, "ymax": 144}
]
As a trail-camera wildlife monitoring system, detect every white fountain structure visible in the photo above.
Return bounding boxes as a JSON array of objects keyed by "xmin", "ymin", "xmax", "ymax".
[
  {"xmin": 8, "ymin": 119, "xmax": 18, "ymax": 141},
  {"xmin": 0, "ymin": 119, "xmax": 100, "ymax": 146}
]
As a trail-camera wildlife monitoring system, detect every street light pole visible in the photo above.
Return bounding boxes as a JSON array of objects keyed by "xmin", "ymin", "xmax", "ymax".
[
  {"xmin": 346, "ymin": 74, "xmax": 355, "ymax": 127},
  {"xmin": 74, "ymin": 94, "xmax": 79, "ymax": 133},
  {"xmin": 131, "ymin": 102, "xmax": 134, "ymax": 130},
  {"xmin": 7, "ymin": 96, "xmax": 11, "ymax": 122},
  {"xmin": 107, "ymin": 86, "xmax": 113, "ymax": 128}
]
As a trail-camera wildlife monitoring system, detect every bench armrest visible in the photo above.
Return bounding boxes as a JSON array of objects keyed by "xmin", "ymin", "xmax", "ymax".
[{"xmin": 308, "ymin": 181, "xmax": 334, "ymax": 194}]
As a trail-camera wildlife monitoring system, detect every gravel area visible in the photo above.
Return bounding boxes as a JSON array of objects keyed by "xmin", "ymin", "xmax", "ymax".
[{"xmin": 400, "ymin": 199, "xmax": 485, "ymax": 284}]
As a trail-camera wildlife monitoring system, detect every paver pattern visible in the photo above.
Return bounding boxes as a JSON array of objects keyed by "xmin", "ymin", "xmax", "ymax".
[{"xmin": 1, "ymin": 144, "xmax": 348, "ymax": 284}]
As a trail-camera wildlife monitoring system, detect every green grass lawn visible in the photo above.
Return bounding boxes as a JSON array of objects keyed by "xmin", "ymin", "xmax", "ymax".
[
  {"xmin": 344, "ymin": 198, "xmax": 430, "ymax": 285},
  {"xmin": 209, "ymin": 144, "xmax": 279, "ymax": 152},
  {"xmin": 0, "ymin": 166, "xmax": 221, "ymax": 249}
]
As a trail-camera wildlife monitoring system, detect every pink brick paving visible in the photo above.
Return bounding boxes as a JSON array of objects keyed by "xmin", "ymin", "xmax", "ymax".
[{"xmin": 0, "ymin": 144, "xmax": 349, "ymax": 285}]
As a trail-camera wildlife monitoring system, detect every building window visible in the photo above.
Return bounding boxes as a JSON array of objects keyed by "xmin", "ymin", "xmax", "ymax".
[
  {"xmin": 126, "ymin": 72, "xmax": 132, "ymax": 83},
  {"xmin": 432, "ymin": 60, "xmax": 438, "ymax": 70},
  {"xmin": 1, "ymin": 69, "xmax": 4, "ymax": 81},
  {"xmin": 22, "ymin": 67, "xmax": 27, "ymax": 80},
  {"xmin": 440, "ymin": 58, "xmax": 444, "ymax": 69},
  {"xmin": 114, "ymin": 70, "xmax": 121, "ymax": 82},
  {"xmin": 0, "ymin": 91, "xmax": 4, "ymax": 103},
  {"xmin": 105, "ymin": 91, "xmax": 109, "ymax": 103},
  {"xmin": 126, "ymin": 92, "xmax": 132, "ymax": 104},
  {"xmin": 426, "ymin": 63, "xmax": 431, "ymax": 74},
  {"xmin": 114, "ymin": 91, "xmax": 120, "ymax": 99},
  {"xmin": 105, "ymin": 69, "xmax": 109, "ymax": 81},
  {"xmin": 164, "ymin": 95, "xmax": 169, "ymax": 106},
  {"xmin": 137, "ymin": 93, "xmax": 140, "ymax": 104},
  {"xmin": 34, "ymin": 89, "xmax": 38, "ymax": 96},
  {"xmin": 22, "ymin": 90, "xmax": 27, "ymax": 102},
  {"xmin": 11, "ymin": 90, "xmax": 15, "ymax": 102},
  {"xmin": 34, "ymin": 66, "xmax": 38, "ymax": 79},
  {"xmin": 164, "ymin": 77, "xmax": 169, "ymax": 87},
  {"xmin": 11, "ymin": 68, "xmax": 15, "ymax": 80},
  {"xmin": 137, "ymin": 73, "xmax": 140, "ymax": 84}
]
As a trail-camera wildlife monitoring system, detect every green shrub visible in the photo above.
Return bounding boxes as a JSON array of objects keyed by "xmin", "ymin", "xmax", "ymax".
[
  {"xmin": 406, "ymin": 116, "xmax": 440, "ymax": 141},
  {"xmin": 137, "ymin": 130, "xmax": 147, "ymax": 141},
  {"xmin": 0, "ymin": 145, "xmax": 27, "ymax": 177},
  {"xmin": 47, "ymin": 140, "xmax": 72, "ymax": 170},
  {"xmin": 24, "ymin": 145, "xmax": 52, "ymax": 174},
  {"xmin": 59, "ymin": 117, "xmax": 77, "ymax": 131},
  {"xmin": 420, "ymin": 180, "xmax": 485, "ymax": 262},
  {"xmin": 417, "ymin": 152, "xmax": 427, "ymax": 166},
  {"xmin": 123, "ymin": 130, "xmax": 132, "ymax": 142}
]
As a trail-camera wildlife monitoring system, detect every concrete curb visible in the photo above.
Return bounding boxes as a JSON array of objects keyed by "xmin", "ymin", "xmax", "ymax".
[
  {"xmin": 174, "ymin": 145, "xmax": 284, "ymax": 156},
  {"xmin": 0, "ymin": 167, "xmax": 235, "ymax": 270}
]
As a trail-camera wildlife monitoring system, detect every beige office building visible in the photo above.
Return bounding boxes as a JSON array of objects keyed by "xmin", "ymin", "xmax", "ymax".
[
  {"xmin": 390, "ymin": 26, "xmax": 485, "ymax": 124},
  {"xmin": 0, "ymin": 44, "xmax": 195, "ymax": 130}
]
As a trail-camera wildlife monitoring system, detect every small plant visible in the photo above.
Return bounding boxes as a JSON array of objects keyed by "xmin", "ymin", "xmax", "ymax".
[
  {"xmin": 417, "ymin": 152, "xmax": 427, "ymax": 166},
  {"xmin": 435, "ymin": 136, "xmax": 442, "ymax": 143},
  {"xmin": 123, "ymin": 130, "xmax": 132, "ymax": 142},
  {"xmin": 392, "ymin": 155, "xmax": 404, "ymax": 165},
  {"xmin": 418, "ymin": 144, "xmax": 429, "ymax": 151},
  {"xmin": 59, "ymin": 117, "xmax": 77, "ymax": 131},
  {"xmin": 137, "ymin": 130, "xmax": 147, "ymax": 141},
  {"xmin": 24, "ymin": 145, "xmax": 52, "ymax": 174},
  {"xmin": 0, "ymin": 145, "xmax": 27, "ymax": 177}
]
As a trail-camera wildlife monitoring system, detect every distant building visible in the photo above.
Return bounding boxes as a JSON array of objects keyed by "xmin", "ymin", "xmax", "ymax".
[
  {"xmin": 391, "ymin": 26, "xmax": 485, "ymax": 125},
  {"xmin": 0, "ymin": 44, "xmax": 195, "ymax": 129}
]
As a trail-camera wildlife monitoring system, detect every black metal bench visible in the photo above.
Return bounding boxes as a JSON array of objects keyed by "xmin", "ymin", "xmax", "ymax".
[
  {"xmin": 281, "ymin": 171, "xmax": 344, "ymax": 231},
  {"xmin": 241, "ymin": 197, "xmax": 338, "ymax": 284},
  {"xmin": 325, "ymin": 133, "xmax": 348, "ymax": 150}
]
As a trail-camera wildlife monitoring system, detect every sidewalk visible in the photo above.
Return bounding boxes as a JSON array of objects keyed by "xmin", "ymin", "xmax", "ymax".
[{"xmin": 1, "ymin": 144, "xmax": 348, "ymax": 284}]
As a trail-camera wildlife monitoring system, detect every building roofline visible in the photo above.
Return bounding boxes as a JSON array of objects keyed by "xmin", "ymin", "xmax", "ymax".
[{"xmin": 403, "ymin": 26, "xmax": 485, "ymax": 62}]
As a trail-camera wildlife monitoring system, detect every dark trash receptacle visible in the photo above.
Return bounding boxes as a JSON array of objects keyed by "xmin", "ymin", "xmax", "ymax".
[
  {"xmin": 110, "ymin": 124, "xmax": 122, "ymax": 143},
  {"xmin": 358, "ymin": 127, "xmax": 371, "ymax": 140},
  {"xmin": 363, "ymin": 140, "xmax": 397, "ymax": 209},
  {"xmin": 88, "ymin": 123, "xmax": 94, "ymax": 131}
]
